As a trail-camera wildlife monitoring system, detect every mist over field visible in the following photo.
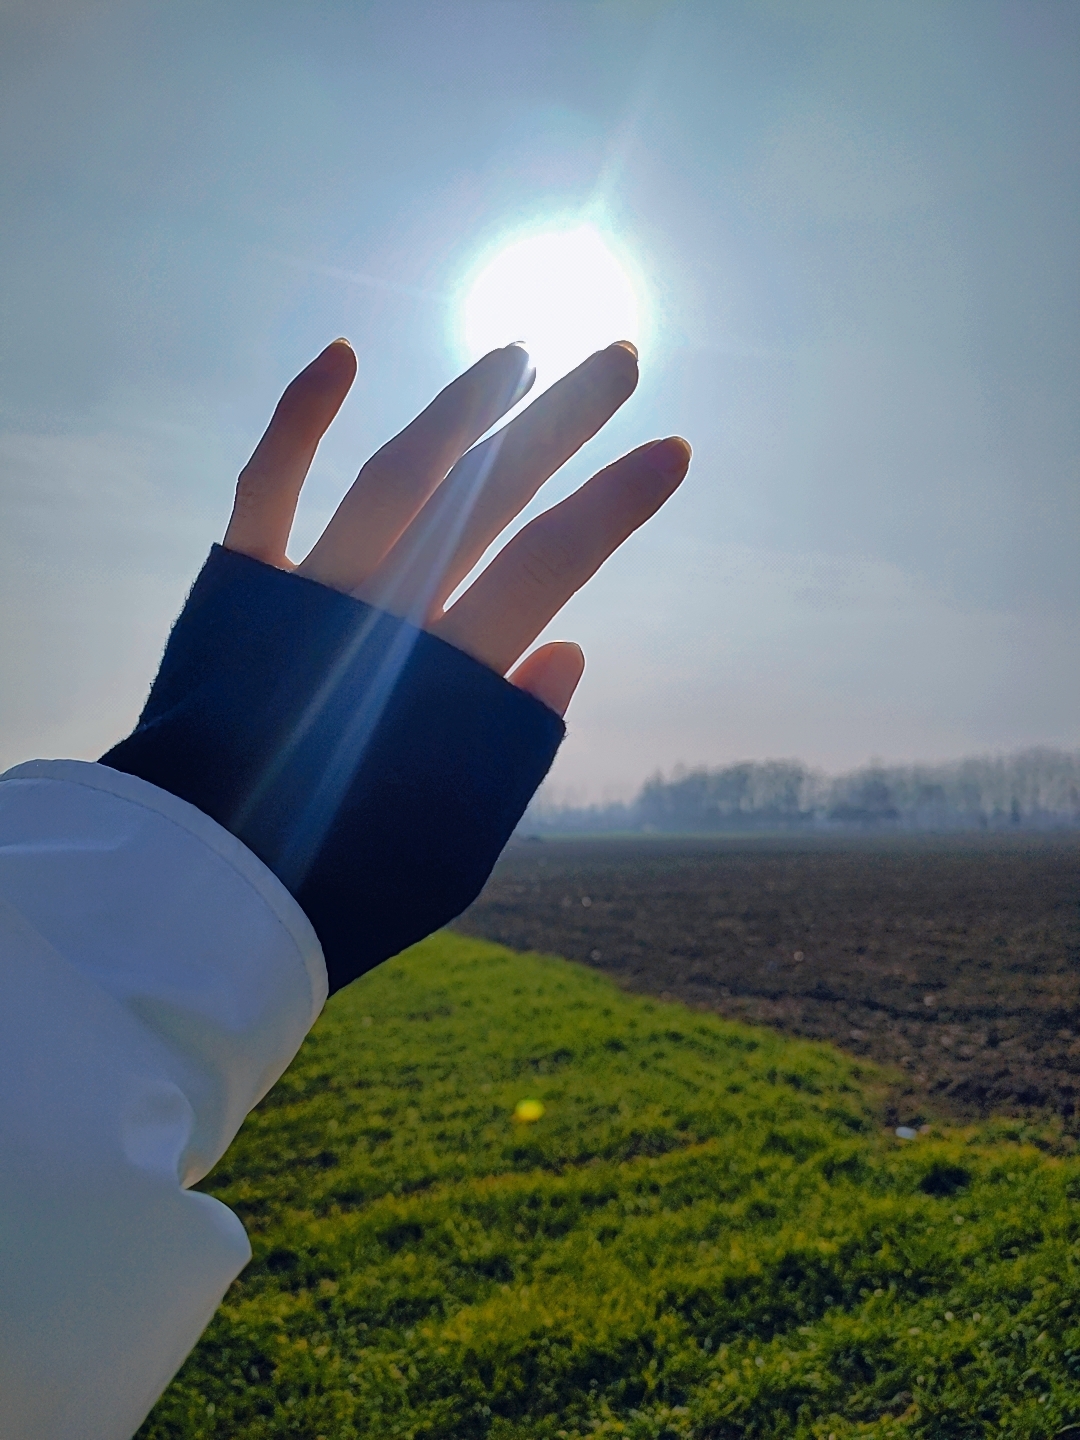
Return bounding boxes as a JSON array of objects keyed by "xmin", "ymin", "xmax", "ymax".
[{"xmin": 525, "ymin": 748, "xmax": 1080, "ymax": 834}]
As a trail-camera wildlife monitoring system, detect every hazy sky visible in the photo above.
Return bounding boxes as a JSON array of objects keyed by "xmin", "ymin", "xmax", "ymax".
[{"xmin": 1, "ymin": 0, "xmax": 1077, "ymax": 801}]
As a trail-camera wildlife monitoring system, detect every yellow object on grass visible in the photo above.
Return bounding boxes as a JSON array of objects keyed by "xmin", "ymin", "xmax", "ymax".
[{"xmin": 513, "ymin": 1098, "xmax": 545, "ymax": 1122}]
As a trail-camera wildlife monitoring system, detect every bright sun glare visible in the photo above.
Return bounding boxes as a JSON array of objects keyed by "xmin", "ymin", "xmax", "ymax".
[{"xmin": 461, "ymin": 225, "xmax": 641, "ymax": 389}]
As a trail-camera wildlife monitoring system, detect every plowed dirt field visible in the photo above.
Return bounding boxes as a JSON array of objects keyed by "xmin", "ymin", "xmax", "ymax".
[{"xmin": 455, "ymin": 834, "xmax": 1080, "ymax": 1127}]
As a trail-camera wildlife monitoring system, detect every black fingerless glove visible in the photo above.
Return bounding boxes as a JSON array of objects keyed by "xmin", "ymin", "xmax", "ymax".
[{"xmin": 101, "ymin": 545, "xmax": 564, "ymax": 993}]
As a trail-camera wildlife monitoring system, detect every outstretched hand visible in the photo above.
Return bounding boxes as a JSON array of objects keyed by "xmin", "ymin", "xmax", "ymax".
[{"xmin": 223, "ymin": 339, "xmax": 690, "ymax": 716}]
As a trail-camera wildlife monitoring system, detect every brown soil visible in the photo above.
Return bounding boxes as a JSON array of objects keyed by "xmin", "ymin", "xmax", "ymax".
[{"xmin": 454, "ymin": 834, "xmax": 1080, "ymax": 1127}]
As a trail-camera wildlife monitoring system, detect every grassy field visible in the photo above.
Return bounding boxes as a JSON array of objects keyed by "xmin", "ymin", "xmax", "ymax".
[
  {"xmin": 456, "ymin": 833, "xmax": 1080, "ymax": 1123},
  {"xmin": 140, "ymin": 933, "xmax": 1080, "ymax": 1439}
]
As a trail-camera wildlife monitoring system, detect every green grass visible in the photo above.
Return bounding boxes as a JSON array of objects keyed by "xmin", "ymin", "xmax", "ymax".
[{"xmin": 140, "ymin": 933, "xmax": 1080, "ymax": 1440}]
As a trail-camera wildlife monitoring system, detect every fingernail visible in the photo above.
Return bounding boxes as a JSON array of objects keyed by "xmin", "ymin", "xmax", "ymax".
[
  {"xmin": 331, "ymin": 336, "xmax": 353, "ymax": 348},
  {"xmin": 506, "ymin": 344, "xmax": 535, "ymax": 406},
  {"xmin": 609, "ymin": 339, "xmax": 638, "ymax": 359},
  {"xmin": 643, "ymin": 436, "xmax": 692, "ymax": 482},
  {"xmin": 504, "ymin": 342, "xmax": 530, "ymax": 374}
]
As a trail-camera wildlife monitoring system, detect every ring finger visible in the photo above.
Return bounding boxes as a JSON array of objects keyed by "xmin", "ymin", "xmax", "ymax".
[{"xmin": 357, "ymin": 341, "xmax": 639, "ymax": 622}]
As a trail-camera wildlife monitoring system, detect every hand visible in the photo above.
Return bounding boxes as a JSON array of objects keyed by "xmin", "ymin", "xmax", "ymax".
[{"xmin": 223, "ymin": 338, "xmax": 691, "ymax": 716}]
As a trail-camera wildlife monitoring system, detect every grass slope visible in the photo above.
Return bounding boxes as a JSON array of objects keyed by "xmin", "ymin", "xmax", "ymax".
[{"xmin": 140, "ymin": 933, "xmax": 1080, "ymax": 1439}]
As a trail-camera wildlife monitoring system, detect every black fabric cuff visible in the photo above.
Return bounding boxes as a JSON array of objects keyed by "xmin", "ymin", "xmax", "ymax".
[{"xmin": 101, "ymin": 546, "xmax": 564, "ymax": 993}]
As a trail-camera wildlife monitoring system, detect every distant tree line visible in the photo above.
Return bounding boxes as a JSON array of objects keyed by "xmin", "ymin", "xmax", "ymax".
[{"xmin": 521, "ymin": 748, "xmax": 1080, "ymax": 834}]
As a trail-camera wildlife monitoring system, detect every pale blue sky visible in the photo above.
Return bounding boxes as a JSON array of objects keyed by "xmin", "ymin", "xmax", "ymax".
[{"xmin": 1, "ymin": 0, "xmax": 1077, "ymax": 800}]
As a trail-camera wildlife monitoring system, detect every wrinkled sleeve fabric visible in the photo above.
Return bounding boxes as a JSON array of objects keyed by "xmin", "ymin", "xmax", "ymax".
[
  {"xmin": 101, "ymin": 545, "xmax": 566, "ymax": 994},
  {"xmin": 0, "ymin": 760, "xmax": 327, "ymax": 1440},
  {"xmin": 2, "ymin": 547, "xmax": 564, "ymax": 1439}
]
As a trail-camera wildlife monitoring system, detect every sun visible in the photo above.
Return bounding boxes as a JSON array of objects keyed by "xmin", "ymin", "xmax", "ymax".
[{"xmin": 460, "ymin": 224, "xmax": 642, "ymax": 390}]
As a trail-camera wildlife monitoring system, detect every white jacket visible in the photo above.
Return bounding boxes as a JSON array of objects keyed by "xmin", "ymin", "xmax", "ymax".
[{"xmin": 0, "ymin": 759, "xmax": 327, "ymax": 1440}]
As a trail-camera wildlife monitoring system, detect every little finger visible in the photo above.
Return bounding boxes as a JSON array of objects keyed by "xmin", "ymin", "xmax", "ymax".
[{"xmin": 224, "ymin": 338, "xmax": 357, "ymax": 567}]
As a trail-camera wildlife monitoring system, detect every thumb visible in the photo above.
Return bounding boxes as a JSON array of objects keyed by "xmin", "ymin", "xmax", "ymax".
[{"xmin": 509, "ymin": 642, "xmax": 585, "ymax": 717}]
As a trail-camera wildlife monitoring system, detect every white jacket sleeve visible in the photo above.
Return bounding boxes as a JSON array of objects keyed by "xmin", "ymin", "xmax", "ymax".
[{"xmin": 0, "ymin": 759, "xmax": 327, "ymax": 1440}]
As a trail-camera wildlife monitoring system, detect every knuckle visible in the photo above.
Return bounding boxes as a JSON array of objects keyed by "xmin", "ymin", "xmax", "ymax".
[
  {"xmin": 516, "ymin": 529, "xmax": 577, "ymax": 591},
  {"xmin": 232, "ymin": 464, "xmax": 265, "ymax": 513}
]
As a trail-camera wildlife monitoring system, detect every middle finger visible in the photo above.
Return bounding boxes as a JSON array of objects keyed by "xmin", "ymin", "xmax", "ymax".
[{"xmin": 357, "ymin": 341, "xmax": 639, "ymax": 622}]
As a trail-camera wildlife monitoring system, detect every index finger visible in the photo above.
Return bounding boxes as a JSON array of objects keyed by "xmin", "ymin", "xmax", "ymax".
[{"xmin": 433, "ymin": 435, "xmax": 691, "ymax": 674}]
